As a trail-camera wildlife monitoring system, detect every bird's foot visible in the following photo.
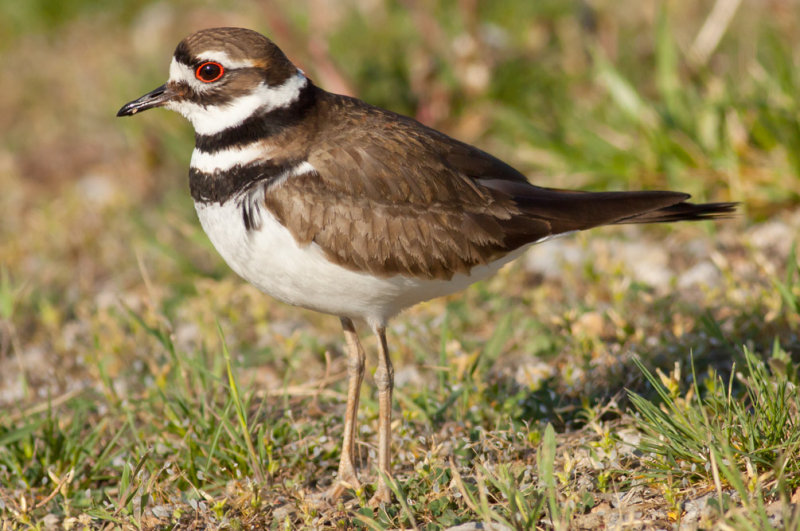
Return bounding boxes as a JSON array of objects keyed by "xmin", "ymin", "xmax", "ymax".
[
  {"xmin": 368, "ymin": 483, "xmax": 392, "ymax": 507},
  {"xmin": 325, "ymin": 470, "xmax": 362, "ymax": 503}
]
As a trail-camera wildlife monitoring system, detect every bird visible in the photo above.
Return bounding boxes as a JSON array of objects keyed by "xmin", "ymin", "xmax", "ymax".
[{"xmin": 117, "ymin": 27, "xmax": 735, "ymax": 505}]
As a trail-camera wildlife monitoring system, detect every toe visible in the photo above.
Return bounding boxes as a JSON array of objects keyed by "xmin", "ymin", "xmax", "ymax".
[{"xmin": 368, "ymin": 485, "xmax": 392, "ymax": 507}]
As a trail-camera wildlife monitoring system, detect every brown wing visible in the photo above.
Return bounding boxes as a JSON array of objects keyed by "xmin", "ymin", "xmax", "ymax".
[
  {"xmin": 262, "ymin": 92, "xmax": 552, "ymax": 280},
  {"xmin": 263, "ymin": 91, "xmax": 733, "ymax": 280}
]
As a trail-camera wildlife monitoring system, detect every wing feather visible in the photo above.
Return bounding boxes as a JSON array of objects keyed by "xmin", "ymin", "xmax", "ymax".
[{"xmin": 260, "ymin": 90, "xmax": 733, "ymax": 280}]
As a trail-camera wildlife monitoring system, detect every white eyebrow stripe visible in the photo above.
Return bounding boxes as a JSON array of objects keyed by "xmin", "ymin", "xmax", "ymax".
[
  {"xmin": 195, "ymin": 50, "xmax": 256, "ymax": 69},
  {"xmin": 190, "ymin": 143, "xmax": 274, "ymax": 173},
  {"xmin": 168, "ymin": 58, "xmax": 215, "ymax": 94},
  {"xmin": 169, "ymin": 59, "xmax": 194, "ymax": 83}
]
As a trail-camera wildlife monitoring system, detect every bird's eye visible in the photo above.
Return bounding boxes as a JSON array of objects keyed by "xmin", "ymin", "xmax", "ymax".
[{"xmin": 195, "ymin": 62, "xmax": 224, "ymax": 83}]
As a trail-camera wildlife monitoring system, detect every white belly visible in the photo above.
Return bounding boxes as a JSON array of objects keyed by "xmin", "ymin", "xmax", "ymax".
[{"xmin": 194, "ymin": 200, "xmax": 523, "ymax": 326}]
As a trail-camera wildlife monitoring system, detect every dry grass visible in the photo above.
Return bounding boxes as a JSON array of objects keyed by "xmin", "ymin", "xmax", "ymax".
[{"xmin": 2, "ymin": 1, "xmax": 800, "ymax": 528}]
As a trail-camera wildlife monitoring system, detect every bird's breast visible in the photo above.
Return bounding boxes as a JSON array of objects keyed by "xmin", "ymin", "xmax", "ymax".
[{"xmin": 192, "ymin": 198, "xmax": 520, "ymax": 324}]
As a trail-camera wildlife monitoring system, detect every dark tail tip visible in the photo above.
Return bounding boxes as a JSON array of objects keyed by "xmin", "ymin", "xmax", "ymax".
[{"xmin": 621, "ymin": 201, "xmax": 739, "ymax": 224}]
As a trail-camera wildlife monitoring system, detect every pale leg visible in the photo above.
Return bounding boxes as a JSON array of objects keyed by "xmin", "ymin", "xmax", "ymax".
[
  {"xmin": 327, "ymin": 317, "xmax": 366, "ymax": 500},
  {"xmin": 369, "ymin": 325, "xmax": 394, "ymax": 505}
]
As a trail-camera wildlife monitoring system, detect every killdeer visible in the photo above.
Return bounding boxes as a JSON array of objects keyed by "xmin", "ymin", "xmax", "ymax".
[{"xmin": 118, "ymin": 27, "xmax": 735, "ymax": 505}]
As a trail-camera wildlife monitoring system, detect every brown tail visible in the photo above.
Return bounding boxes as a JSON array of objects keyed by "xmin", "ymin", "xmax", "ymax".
[
  {"xmin": 615, "ymin": 200, "xmax": 737, "ymax": 224},
  {"xmin": 477, "ymin": 179, "xmax": 737, "ymax": 243}
]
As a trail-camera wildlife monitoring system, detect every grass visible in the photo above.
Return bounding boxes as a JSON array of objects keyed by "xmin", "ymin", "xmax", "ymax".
[
  {"xmin": 1, "ymin": 0, "xmax": 800, "ymax": 528},
  {"xmin": 630, "ymin": 344, "xmax": 800, "ymax": 528}
]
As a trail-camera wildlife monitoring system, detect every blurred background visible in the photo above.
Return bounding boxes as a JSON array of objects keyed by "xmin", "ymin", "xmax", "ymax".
[
  {"xmin": 2, "ymin": 0, "xmax": 800, "ymax": 525},
  {"xmin": 7, "ymin": 0, "xmax": 800, "ymax": 204},
  {"xmin": 3, "ymin": 0, "xmax": 800, "ymax": 411},
  {"xmin": 3, "ymin": 0, "xmax": 800, "ymax": 407}
]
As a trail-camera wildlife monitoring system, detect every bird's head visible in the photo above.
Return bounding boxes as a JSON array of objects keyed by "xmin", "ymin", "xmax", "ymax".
[{"xmin": 117, "ymin": 27, "xmax": 307, "ymax": 136}]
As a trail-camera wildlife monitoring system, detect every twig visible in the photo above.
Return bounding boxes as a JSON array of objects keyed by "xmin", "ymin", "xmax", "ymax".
[
  {"xmin": 257, "ymin": 371, "xmax": 347, "ymax": 401},
  {"xmin": 689, "ymin": 0, "xmax": 742, "ymax": 68},
  {"xmin": 6, "ymin": 388, "xmax": 83, "ymax": 423},
  {"xmin": 34, "ymin": 469, "xmax": 74, "ymax": 509}
]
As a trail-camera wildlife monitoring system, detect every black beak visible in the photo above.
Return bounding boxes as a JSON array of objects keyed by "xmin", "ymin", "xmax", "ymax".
[{"xmin": 117, "ymin": 84, "xmax": 170, "ymax": 117}]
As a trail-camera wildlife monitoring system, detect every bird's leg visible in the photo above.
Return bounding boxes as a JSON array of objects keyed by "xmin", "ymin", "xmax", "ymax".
[
  {"xmin": 327, "ymin": 317, "xmax": 366, "ymax": 501},
  {"xmin": 369, "ymin": 325, "xmax": 394, "ymax": 505}
]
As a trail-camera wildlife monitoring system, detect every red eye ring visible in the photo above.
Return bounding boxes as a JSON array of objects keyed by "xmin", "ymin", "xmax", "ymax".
[{"xmin": 195, "ymin": 61, "xmax": 224, "ymax": 83}]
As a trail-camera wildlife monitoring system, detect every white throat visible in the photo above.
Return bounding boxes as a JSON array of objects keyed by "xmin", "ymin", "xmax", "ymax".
[{"xmin": 164, "ymin": 59, "xmax": 308, "ymax": 136}]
